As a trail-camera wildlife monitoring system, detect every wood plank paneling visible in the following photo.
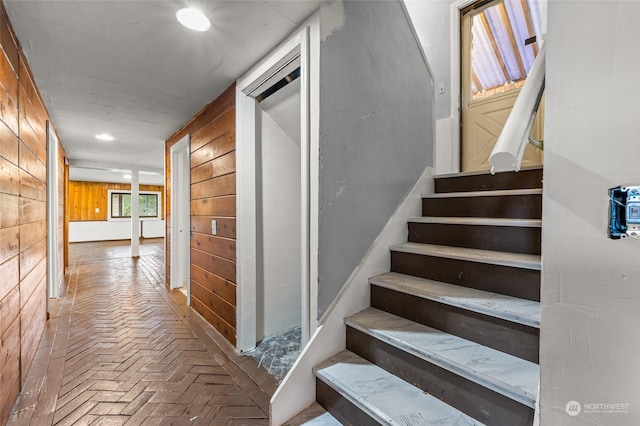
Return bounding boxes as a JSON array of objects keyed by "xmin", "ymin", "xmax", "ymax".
[
  {"xmin": 191, "ymin": 232, "xmax": 236, "ymax": 261},
  {"xmin": 19, "ymin": 257, "xmax": 45, "ymax": 308},
  {"xmin": 0, "ymin": 225, "xmax": 19, "ymax": 264},
  {"xmin": 190, "ymin": 196, "xmax": 236, "ymax": 217},
  {"xmin": 68, "ymin": 181, "xmax": 164, "ymax": 221},
  {"xmin": 191, "ymin": 296, "xmax": 236, "ymax": 346},
  {"xmin": 191, "ymin": 280, "xmax": 236, "ymax": 327},
  {"xmin": 0, "ymin": 256, "xmax": 18, "ymax": 301},
  {"xmin": 191, "ymin": 217, "xmax": 235, "ymax": 239},
  {"xmin": 190, "ymin": 129, "xmax": 235, "ymax": 167},
  {"xmin": 0, "ymin": 121, "xmax": 18, "ymax": 165},
  {"xmin": 0, "ymin": 156, "xmax": 19, "ymax": 195},
  {"xmin": 190, "ymin": 264, "xmax": 236, "ymax": 306},
  {"xmin": 19, "ymin": 220, "xmax": 45, "ymax": 251},
  {"xmin": 191, "ymin": 174, "xmax": 235, "ymax": 199},
  {"xmin": 0, "ymin": 193, "xmax": 18, "ymax": 227},
  {"xmin": 191, "ymin": 151, "xmax": 236, "ymax": 184},
  {"xmin": 19, "ymin": 169, "xmax": 46, "ymax": 201},
  {"xmin": 20, "ymin": 238, "xmax": 46, "ymax": 280},
  {"xmin": 165, "ymin": 83, "xmax": 237, "ymax": 344},
  {"xmin": 190, "ymin": 248, "xmax": 236, "ymax": 282},
  {"xmin": 0, "ymin": 285, "xmax": 19, "ymax": 336},
  {"xmin": 19, "ymin": 198, "xmax": 45, "ymax": 224},
  {"xmin": 18, "ymin": 141, "xmax": 45, "ymax": 181},
  {"xmin": 0, "ymin": 318, "xmax": 20, "ymax": 424},
  {"xmin": 0, "ymin": 5, "xmax": 66, "ymax": 421}
]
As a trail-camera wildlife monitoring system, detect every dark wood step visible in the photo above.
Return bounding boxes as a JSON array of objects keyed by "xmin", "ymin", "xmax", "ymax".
[
  {"xmin": 422, "ymin": 189, "xmax": 542, "ymax": 219},
  {"xmin": 435, "ymin": 167, "xmax": 543, "ymax": 193},
  {"xmin": 408, "ymin": 218, "xmax": 541, "ymax": 255},
  {"xmin": 370, "ymin": 285, "xmax": 540, "ymax": 363},
  {"xmin": 390, "ymin": 244, "xmax": 541, "ymax": 302},
  {"xmin": 316, "ymin": 379, "xmax": 372, "ymax": 426},
  {"xmin": 346, "ymin": 326, "xmax": 535, "ymax": 425},
  {"xmin": 315, "ymin": 351, "xmax": 480, "ymax": 425}
]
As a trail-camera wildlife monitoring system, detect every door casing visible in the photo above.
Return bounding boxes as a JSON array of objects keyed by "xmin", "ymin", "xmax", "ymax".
[{"xmin": 170, "ymin": 135, "xmax": 191, "ymax": 304}]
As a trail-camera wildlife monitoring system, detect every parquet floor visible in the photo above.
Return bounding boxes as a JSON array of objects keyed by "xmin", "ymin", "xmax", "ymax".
[{"xmin": 8, "ymin": 239, "xmax": 277, "ymax": 426}]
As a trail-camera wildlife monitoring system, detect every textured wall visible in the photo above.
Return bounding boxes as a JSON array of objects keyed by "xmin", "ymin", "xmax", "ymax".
[
  {"xmin": 317, "ymin": 0, "xmax": 433, "ymax": 316},
  {"xmin": 540, "ymin": 1, "xmax": 640, "ymax": 424},
  {"xmin": 0, "ymin": 4, "xmax": 65, "ymax": 422},
  {"xmin": 165, "ymin": 84, "xmax": 237, "ymax": 344}
]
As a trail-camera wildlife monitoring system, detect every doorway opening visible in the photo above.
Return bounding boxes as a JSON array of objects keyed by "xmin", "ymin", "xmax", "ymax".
[
  {"xmin": 460, "ymin": 0, "xmax": 544, "ymax": 171},
  {"xmin": 236, "ymin": 27, "xmax": 314, "ymax": 355},
  {"xmin": 170, "ymin": 135, "xmax": 191, "ymax": 303}
]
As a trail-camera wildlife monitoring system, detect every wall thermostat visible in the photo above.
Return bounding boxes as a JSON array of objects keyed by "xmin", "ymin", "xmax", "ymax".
[{"xmin": 609, "ymin": 186, "xmax": 640, "ymax": 239}]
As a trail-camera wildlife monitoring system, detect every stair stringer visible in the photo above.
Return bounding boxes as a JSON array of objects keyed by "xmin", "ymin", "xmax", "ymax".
[{"xmin": 269, "ymin": 166, "xmax": 435, "ymax": 426}]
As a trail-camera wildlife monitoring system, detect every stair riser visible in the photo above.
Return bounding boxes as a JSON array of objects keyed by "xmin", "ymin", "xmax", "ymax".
[
  {"xmin": 391, "ymin": 251, "xmax": 540, "ymax": 302},
  {"xmin": 435, "ymin": 168, "xmax": 543, "ymax": 193},
  {"xmin": 346, "ymin": 327, "xmax": 535, "ymax": 425},
  {"xmin": 422, "ymin": 194, "xmax": 542, "ymax": 219},
  {"xmin": 316, "ymin": 379, "xmax": 376, "ymax": 426},
  {"xmin": 408, "ymin": 222, "xmax": 541, "ymax": 255},
  {"xmin": 371, "ymin": 285, "xmax": 539, "ymax": 363}
]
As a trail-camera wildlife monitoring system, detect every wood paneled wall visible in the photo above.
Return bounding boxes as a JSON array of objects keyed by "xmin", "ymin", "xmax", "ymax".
[
  {"xmin": 0, "ymin": 4, "xmax": 66, "ymax": 423},
  {"xmin": 165, "ymin": 84, "xmax": 237, "ymax": 345},
  {"xmin": 68, "ymin": 181, "xmax": 164, "ymax": 221}
]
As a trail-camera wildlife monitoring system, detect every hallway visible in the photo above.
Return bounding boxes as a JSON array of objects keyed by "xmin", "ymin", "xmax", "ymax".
[{"xmin": 7, "ymin": 240, "xmax": 277, "ymax": 426}]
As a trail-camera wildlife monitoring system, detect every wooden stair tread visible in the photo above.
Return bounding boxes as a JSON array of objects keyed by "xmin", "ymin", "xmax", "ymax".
[
  {"xmin": 370, "ymin": 272, "xmax": 540, "ymax": 328},
  {"xmin": 409, "ymin": 216, "xmax": 541, "ymax": 227},
  {"xmin": 347, "ymin": 307, "xmax": 539, "ymax": 408},
  {"xmin": 423, "ymin": 188, "xmax": 542, "ymax": 199},
  {"xmin": 315, "ymin": 350, "xmax": 484, "ymax": 426},
  {"xmin": 390, "ymin": 242, "xmax": 541, "ymax": 271}
]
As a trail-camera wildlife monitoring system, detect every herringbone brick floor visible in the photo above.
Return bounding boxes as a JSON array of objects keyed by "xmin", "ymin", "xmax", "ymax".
[{"xmin": 8, "ymin": 239, "xmax": 277, "ymax": 426}]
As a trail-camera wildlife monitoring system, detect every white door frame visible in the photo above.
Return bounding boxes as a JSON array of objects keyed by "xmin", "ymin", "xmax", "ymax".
[
  {"xmin": 46, "ymin": 121, "xmax": 60, "ymax": 310},
  {"xmin": 449, "ymin": 0, "xmax": 477, "ymax": 172},
  {"xmin": 170, "ymin": 135, "xmax": 191, "ymax": 304},
  {"xmin": 236, "ymin": 23, "xmax": 318, "ymax": 352}
]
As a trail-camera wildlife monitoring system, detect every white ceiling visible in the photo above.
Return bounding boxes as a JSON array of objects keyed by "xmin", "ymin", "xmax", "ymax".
[{"xmin": 4, "ymin": 0, "xmax": 321, "ymax": 178}]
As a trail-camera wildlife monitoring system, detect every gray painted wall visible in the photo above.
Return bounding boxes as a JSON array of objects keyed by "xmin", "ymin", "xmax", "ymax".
[
  {"xmin": 317, "ymin": 0, "xmax": 433, "ymax": 316},
  {"xmin": 541, "ymin": 1, "xmax": 640, "ymax": 424}
]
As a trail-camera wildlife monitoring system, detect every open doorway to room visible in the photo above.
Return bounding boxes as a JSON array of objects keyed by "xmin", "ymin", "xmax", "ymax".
[
  {"xmin": 460, "ymin": 0, "xmax": 545, "ymax": 171},
  {"xmin": 252, "ymin": 68, "xmax": 303, "ymax": 378},
  {"xmin": 65, "ymin": 165, "xmax": 166, "ymax": 264},
  {"xmin": 236, "ymin": 27, "xmax": 316, "ymax": 380}
]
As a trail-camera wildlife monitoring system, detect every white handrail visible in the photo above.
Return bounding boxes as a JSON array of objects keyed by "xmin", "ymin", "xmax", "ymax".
[{"xmin": 489, "ymin": 42, "xmax": 546, "ymax": 173}]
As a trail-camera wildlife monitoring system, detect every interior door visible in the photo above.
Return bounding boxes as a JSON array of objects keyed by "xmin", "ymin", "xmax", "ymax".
[{"xmin": 461, "ymin": 0, "xmax": 544, "ymax": 172}]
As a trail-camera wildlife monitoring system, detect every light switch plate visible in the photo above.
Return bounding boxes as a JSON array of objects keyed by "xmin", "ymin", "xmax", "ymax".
[{"xmin": 211, "ymin": 219, "xmax": 217, "ymax": 235}]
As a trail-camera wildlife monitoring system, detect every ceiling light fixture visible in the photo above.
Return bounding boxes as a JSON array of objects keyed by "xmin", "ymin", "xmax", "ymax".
[
  {"xmin": 123, "ymin": 174, "xmax": 132, "ymax": 179},
  {"xmin": 176, "ymin": 7, "xmax": 210, "ymax": 32},
  {"xmin": 95, "ymin": 133, "xmax": 115, "ymax": 141}
]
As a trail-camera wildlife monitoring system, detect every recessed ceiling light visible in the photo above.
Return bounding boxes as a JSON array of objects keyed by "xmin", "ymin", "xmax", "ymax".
[
  {"xmin": 123, "ymin": 174, "xmax": 132, "ymax": 179},
  {"xmin": 95, "ymin": 133, "xmax": 115, "ymax": 141},
  {"xmin": 176, "ymin": 7, "xmax": 210, "ymax": 32}
]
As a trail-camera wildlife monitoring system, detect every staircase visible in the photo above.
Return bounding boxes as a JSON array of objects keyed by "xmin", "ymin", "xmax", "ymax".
[{"xmin": 288, "ymin": 168, "xmax": 542, "ymax": 425}]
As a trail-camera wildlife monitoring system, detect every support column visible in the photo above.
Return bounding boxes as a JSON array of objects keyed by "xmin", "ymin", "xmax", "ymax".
[{"xmin": 131, "ymin": 170, "xmax": 140, "ymax": 257}]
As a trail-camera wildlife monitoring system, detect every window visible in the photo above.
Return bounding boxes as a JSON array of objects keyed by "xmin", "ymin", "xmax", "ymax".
[{"xmin": 109, "ymin": 191, "xmax": 159, "ymax": 219}]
